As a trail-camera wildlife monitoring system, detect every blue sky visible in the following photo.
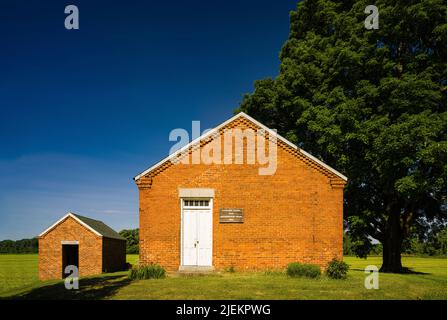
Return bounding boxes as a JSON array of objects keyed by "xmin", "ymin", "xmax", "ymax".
[{"xmin": 0, "ymin": 0, "xmax": 297, "ymax": 240}]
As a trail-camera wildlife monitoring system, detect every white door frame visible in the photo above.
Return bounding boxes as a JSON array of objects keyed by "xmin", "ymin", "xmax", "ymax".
[{"xmin": 180, "ymin": 197, "xmax": 213, "ymax": 267}]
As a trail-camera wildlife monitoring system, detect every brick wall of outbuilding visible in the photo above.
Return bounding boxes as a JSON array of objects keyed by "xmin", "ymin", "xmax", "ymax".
[
  {"xmin": 102, "ymin": 238, "xmax": 126, "ymax": 273},
  {"xmin": 38, "ymin": 216, "xmax": 102, "ymax": 280},
  {"xmin": 137, "ymin": 117, "xmax": 345, "ymax": 272}
]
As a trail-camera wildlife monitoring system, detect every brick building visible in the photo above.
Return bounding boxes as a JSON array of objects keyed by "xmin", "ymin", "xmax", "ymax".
[
  {"xmin": 38, "ymin": 212, "xmax": 126, "ymax": 280},
  {"xmin": 134, "ymin": 112, "xmax": 347, "ymax": 271}
]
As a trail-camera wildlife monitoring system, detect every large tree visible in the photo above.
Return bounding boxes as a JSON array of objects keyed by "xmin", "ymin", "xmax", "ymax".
[{"xmin": 238, "ymin": 0, "xmax": 447, "ymax": 272}]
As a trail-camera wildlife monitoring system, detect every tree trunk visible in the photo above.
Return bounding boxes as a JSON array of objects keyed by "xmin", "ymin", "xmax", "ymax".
[{"xmin": 380, "ymin": 211, "xmax": 404, "ymax": 273}]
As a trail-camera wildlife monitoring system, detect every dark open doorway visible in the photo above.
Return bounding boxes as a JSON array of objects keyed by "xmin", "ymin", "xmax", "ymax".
[{"xmin": 62, "ymin": 244, "xmax": 79, "ymax": 278}]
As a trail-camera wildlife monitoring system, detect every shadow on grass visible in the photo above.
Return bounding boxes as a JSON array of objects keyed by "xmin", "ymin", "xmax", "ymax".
[
  {"xmin": 350, "ymin": 267, "xmax": 430, "ymax": 275},
  {"xmin": 397, "ymin": 267, "xmax": 430, "ymax": 275},
  {"xmin": 2, "ymin": 274, "xmax": 131, "ymax": 300}
]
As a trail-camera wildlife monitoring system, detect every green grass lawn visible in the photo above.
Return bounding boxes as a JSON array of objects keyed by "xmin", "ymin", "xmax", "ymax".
[
  {"xmin": 0, "ymin": 254, "xmax": 41, "ymax": 296},
  {"xmin": 0, "ymin": 254, "xmax": 446, "ymax": 299}
]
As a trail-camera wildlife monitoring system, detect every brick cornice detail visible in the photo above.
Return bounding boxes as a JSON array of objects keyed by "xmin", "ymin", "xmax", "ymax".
[
  {"xmin": 135, "ymin": 118, "xmax": 348, "ymax": 184},
  {"xmin": 330, "ymin": 177, "xmax": 346, "ymax": 189},
  {"xmin": 136, "ymin": 176, "xmax": 152, "ymax": 189}
]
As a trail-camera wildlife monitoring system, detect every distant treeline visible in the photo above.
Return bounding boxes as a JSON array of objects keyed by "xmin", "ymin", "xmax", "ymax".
[
  {"xmin": 119, "ymin": 228, "xmax": 139, "ymax": 254},
  {"xmin": 344, "ymin": 226, "xmax": 447, "ymax": 257},
  {"xmin": 0, "ymin": 238, "xmax": 38, "ymax": 253},
  {"xmin": 0, "ymin": 228, "xmax": 139, "ymax": 254}
]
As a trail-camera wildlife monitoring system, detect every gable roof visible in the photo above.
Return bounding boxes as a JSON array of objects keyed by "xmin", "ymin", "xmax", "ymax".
[
  {"xmin": 133, "ymin": 112, "xmax": 347, "ymax": 182},
  {"xmin": 39, "ymin": 212, "xmax": 126, "ymax": 240}
]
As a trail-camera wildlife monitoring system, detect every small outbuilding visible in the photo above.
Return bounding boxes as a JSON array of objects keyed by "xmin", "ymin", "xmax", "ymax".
[{"xmin": 38, "ymin": 212, "xmax": 126, "ymax": 280}]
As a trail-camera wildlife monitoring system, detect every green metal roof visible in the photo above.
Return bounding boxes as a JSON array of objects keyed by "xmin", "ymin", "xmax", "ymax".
[{"xmin": 71, "ymin": 213, "xmax": 126, "ymax": 241}]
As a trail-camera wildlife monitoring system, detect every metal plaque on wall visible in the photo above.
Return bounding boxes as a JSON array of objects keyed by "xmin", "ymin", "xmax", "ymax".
[{"xmin": 219, "ymin": 208, "xmax": 244, "ymax": 223}]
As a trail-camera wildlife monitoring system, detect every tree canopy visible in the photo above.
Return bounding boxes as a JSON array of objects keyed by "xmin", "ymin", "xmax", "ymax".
[
  {"xmin": 119, "ymin": 228, "xmax": 139, "ymax": 254},
  {"xmin": 238, "ymin": 0, "xmax": 447, "ymax": 272},
  {"xmin": 0, "ymin": 238, "xmax": 38, "ymax": 253}
]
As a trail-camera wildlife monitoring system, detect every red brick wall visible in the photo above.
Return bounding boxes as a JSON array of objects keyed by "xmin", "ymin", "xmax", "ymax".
[
  {"xmin": 38, "ymin": 216, "xmax": 102, "ymax": 280},
  {"xmin": 102, "ymin": 238, "xmax": 126, "ymax": 273},
  {"xmin": 137, "ymin": 118, "xmax": 345, "ymax": 271}
]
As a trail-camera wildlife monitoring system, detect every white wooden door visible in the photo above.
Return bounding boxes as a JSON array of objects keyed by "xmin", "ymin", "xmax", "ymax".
[
  {"xmin": 182, "ymin": 199, "xmax": 212, "ymax": 266},
  {"xmin": 197, "ymin": 209, "xmax": 212, "ymax": 266},
  {"xmin": 183, "ymin": 209, "xmax": 198, "ymax": 266}
]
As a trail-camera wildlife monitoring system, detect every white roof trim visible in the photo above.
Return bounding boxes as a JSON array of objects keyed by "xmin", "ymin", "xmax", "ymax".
[
  {"xmin": 134, "ymin": 112, "xmax": 347, "ymax": 182},
  {"xmin": 38, "ymin": 212, "xmax": 103, "ymax": 238},
  {"xmin": 240, "ymin": 112, "xmax": 348, "ymax": 181}
]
